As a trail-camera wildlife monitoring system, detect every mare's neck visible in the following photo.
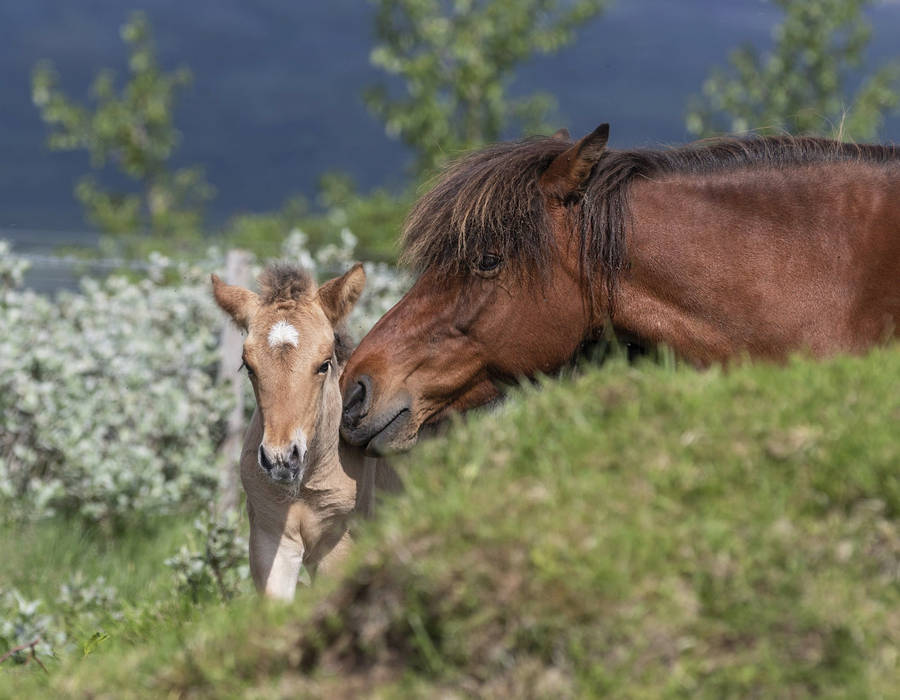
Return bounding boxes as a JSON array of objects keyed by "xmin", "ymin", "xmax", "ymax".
[{"xmin": 602, "ymin": 166, "xmax": 885, "ymax": 364}]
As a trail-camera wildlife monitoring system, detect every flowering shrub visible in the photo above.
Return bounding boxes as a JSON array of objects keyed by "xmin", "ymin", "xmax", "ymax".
[
  {"xmin": 164, "ymin": 511, "xmax": 249, "ymax": 602},
  {"xmin": 0, "ymin": 261, "xmax": 225, "ymax": 523},
  {"xmin": 0, "ymin": 241, "xmax": 29, "ymax": 290},
  {"xmin": 0, "ymin": 573, "xmax": 123, "ymax": 666},
  {"xmin": 0, "ymin": 589, "xmax": 64, "ymax": 665},
  {"xmin": 0, "ymin": 233, "xmax": 406, "ymax": 523},
  {"xmin": 57, "ymin": 573, "xmax": 122, "ymax": 629}
]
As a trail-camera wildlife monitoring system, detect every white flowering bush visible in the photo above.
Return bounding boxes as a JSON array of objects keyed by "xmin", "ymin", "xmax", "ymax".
[
  {"xmin": 0, "ymin": 232, "xmax": 406, "ymax": 523},
  {"xmin": 0, "ymin": 589, "xmax": 64, "ymax": 665},
  {"xmin": 0, "ymin": 241, "xmax": 29, "ymax": 290},
  {"xmin": 0, "ymin": 573, "xmax": 122, "ymax": 666},
  {"xmin": 57, "ymin": 573, "xmax": 122, "ymax": 629},
  {"xmin": 0, "ymin": 261, "xmax": 225, "ymax": 523},
  {"xmin": 165, "ymin": 511, "xmax": 249, "ymax": 602}
]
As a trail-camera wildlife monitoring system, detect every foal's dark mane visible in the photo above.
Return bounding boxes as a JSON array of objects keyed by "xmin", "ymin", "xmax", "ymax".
[
  {"xmin": 258, "ymin": 263, "xmax": 315, "ymax": 305},
  {"xmin": 257, "ymin": 262, "xmax": 354, "ymax": 363},
  {"xmin": 402, "ymin": 133, "xmax": 900, "ymax": 311}
]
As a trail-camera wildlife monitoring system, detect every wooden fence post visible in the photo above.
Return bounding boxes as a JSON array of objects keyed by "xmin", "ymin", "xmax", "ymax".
[{"xmin": 216, "ymin": 249, "xmax": 252, "ymax": 516}]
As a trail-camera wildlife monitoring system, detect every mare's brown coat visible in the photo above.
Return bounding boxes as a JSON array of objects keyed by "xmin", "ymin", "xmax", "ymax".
[{"xmin": 340, "ymin": 128, "xmax": 900, "ymax": 454}]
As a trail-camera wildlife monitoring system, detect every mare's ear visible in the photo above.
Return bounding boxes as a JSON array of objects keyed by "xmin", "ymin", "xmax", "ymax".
[
  {"xmin": 551, "ymin": 128, "xmax": 571, "ymax": 141},
  {"xmin": 318, "ymin": 263, "xmax": 366, "ymax": 325},
  {"xmin": 540, "ymin": 123, "xmax": 609, "ymax": 201},
  {"xmin": 211, "ymin": 274, "xmax": 259, "ymax": 330}
]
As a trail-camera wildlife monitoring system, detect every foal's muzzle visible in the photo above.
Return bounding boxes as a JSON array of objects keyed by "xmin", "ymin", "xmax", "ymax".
[{"xmin": 258, "ymin": 441, "xmax": 306, "ymax": 483}]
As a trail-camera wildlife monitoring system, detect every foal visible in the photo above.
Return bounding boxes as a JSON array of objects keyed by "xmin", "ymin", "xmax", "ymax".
[{"xmin": 212, "ymin": 262, "xmax": 374, "ymax": 599}]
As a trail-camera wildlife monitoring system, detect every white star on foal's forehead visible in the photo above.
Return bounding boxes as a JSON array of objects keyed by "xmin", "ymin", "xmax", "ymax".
[{"xmin": 267, "ymin": 320, "xmax": 300, "ymax": 348}]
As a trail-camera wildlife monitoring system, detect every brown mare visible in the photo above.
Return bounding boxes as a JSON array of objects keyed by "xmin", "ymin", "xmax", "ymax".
[
  {"xmin": 212, "ymin": 263, "xmax": 399, "ymax": 599},
  {"xmin": 341, "ymin": 125, "xmax": 900, "ymax": 454}
]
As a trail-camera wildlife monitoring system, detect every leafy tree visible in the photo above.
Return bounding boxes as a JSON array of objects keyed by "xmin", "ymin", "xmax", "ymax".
[
  {"xmin": 32, "ymin": 12, "xmax": 213, "ymax": 254},
  {"xmin": 223, "ymin": 175, "xmax": 412, "ymax": 263},
  {"xmin": 686, "ymin": 0, "xmax": 900, "ymax": 140},
  {"xmin": 366, "ymin": 0, "xmax": 608, "ymax": 174}
]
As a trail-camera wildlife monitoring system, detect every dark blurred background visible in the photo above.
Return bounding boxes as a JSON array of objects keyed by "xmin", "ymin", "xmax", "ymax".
[{"xmin": 2, "ymin": 0, "xmax": 899, "ymax": 260}]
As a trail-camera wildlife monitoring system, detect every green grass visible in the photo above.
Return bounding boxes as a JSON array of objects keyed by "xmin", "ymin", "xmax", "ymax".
[
  {"xmin": 0, "ymin": 516, "xmax": 193, "ymax": 606},
  {"xmin": 3, "ymin": 349, "xmax": 900, "ymax": 697}
]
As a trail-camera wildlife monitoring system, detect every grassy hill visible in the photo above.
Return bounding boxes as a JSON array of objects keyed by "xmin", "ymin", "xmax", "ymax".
[{"xmin": 3, "ymin": 349, "xmax": 899, "ymax": 697}]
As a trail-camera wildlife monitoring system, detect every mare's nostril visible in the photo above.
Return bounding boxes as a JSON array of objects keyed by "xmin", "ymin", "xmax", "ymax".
[
  {"xmin": 344, "ymin": 382, "xmax": 366, "ymax": 417},
  {"xmin": 342, "ymin": 375, "xmax": 372, "ymax": 426}
]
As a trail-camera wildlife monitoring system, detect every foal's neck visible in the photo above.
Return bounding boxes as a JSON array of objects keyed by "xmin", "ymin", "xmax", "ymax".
[{"xmin": 300, "ymin": 445, "xmax": 345, "ymax": 492}]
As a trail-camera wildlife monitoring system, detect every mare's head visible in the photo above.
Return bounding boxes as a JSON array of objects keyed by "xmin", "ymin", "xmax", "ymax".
[
  {"xmin": 213, "ymin": 263, "xmax": 365, "ymax": 483},
  {"xmin": 341, "ymin": 125, "xmax": 614, "ymax": 454}
]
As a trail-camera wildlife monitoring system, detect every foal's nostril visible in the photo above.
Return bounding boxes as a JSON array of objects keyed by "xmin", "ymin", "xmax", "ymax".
[
  {"xmin": 342, "ymin": 375, "xmax": 372, "ymax": 426},
  {"xmin": 258, "ymin": 444, "xmax": 274, "ymax": 472},
  {"xmin": 289, "ymin": 443, "xmax": 302, "ymax": 468}
]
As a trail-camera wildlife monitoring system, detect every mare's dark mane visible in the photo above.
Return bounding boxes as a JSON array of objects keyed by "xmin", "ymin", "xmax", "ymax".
[
  {"xmin": 402, "ymin": 133, "xmax": 900, "ymax": 310},
  {"xmin": 402, "ymin": 138, "xmax": 568, "ymax": 278},
  {"xmin": 402, "ymin": 138, "xmax": 568, "ymax": 280}
]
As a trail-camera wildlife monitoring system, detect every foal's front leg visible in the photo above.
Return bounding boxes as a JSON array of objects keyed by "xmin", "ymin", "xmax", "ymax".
[{"xmin": 247, "ymin": 509, "xmax": 304, "ymax": 600}]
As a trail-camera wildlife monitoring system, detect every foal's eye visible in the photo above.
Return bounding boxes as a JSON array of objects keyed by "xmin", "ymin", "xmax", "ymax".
[
  {"xmin": 240, "ymin": 360, "xmax": 255, "ymax": 377},
  {"xmin": 476, "ymin": 253, "xmax": 502, "ymax": 273},
  {"xmin": 317, "ymin": 360, "xmax": 331, "ymax": 375}
]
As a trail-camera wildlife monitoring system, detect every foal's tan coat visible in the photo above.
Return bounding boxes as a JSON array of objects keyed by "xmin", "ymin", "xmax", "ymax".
[
  {"xmin": 212, "ymin": 263, "xmax": 397, "ymax": 599},
  {"xmin": 238, "ymin": 411, "xmax": 387, "ymax": 598}
]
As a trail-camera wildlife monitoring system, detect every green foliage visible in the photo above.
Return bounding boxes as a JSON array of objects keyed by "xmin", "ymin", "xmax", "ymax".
[
  {"xmin": 223, "ymin": 175, "xmax": 412, "ymax": 264},
  {"xmin": 0, "ymin": 590, "xmax": 62, "ymax": 667},
  {"xmin": 56, "ymin": 574, "xmax": 121, "ymax": 633},
  {"xmin": 686, "ymin": 0, "xmax": 900, "ymax": 140},
  {"xmin": 0, "ymin": 573, "xmax": 121, "ymax": 670},
  {"xmin": 0, "ymin": 254, "xmax": 225, "ymax": 525},
  {"xmin": 31, "ymin": 12, "xmax": 213, "ymax": 253},
  {"xmin": 312, "ymin": 174, "xmax": 412, "ymax": 261},
  {"xmin": 366, "ymin": 0, "xmax": 607, "ymax": 173},
  {"xmin": 220, "ymin": 197, "xmax": 309, "ymax": 262},
  {"xmin": 6, "ymin": 348, "xmax": 899, "ymax": 696},
  {"xmin": 0, "ymin": 242, "xmax": 28, "ymax": 290},
  {"xmin": 29, "ymin": 13, "xmax": 413, "ymax": 263},
  {"xmin": 0, "ymin": 239, "xmax": 406, "ymax": 525},
  {"xmin": 165, "ymin": 513, "xmax": 249, "ymax": 603},
  {"xmin": 0, "ymin": 515, "xmax": 205, "ymax": 682}
]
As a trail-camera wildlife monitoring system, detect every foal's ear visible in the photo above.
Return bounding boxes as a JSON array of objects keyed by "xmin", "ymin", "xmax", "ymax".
[
  {"xmin": 211, "ymin": 274, "xmax": 259, "ymax": 330},
  {"xmin": 551, "ymin": 127, "xmax": 571, "ymax": 141},
  {"xmin": 540, "ymin": 123, "xmax": 610, "ymax": 200},
  {"xmin": 318, "ymin": 263, "xmax": 366, "ymax": 325}
]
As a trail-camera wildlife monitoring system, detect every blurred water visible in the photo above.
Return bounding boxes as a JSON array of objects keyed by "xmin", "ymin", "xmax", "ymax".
[
  {"xmin": 1, "ymin": 0, "xmax": 898, "ymax": 285},
  {"xmin": 0, "ymin": 227, "xmax": 99, "ymax": 293}
]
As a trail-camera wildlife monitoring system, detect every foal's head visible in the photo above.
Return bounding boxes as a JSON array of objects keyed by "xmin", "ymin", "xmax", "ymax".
[{"xmin": 213, "ymin": 263, "xmax": 365, "ymax": 484}]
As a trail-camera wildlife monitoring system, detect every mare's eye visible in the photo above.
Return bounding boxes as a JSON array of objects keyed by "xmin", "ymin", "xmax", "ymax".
[
  {"xmin": 240, "ymin": 360, "xmax": 255, "ymax": 377},
  {"xmin": 476, "ymin": 253, "xmax": 502, "ymax": 273},
  {"xmin": 317, "ymin": 360, "xmax": 331, "ymax": 375}
]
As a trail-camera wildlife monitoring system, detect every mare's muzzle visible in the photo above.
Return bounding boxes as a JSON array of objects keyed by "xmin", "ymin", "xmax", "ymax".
[
  {"xmin": 342, "ymin": 374, "xmax": 373, "ymax": 426},
  {"xmin": 341, "ymin": 374, "xmax": 414, "ymax": 455}
]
